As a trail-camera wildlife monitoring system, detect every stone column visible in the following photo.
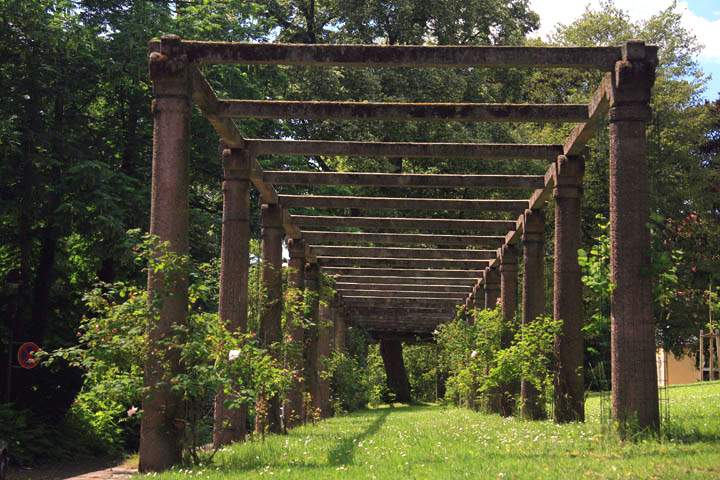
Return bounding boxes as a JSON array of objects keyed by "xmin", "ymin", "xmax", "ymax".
[
  {"xmin": 521, "ymin": 208, "xmax": 546, "ymax": 420},
  {"xmin": 255, "ymin": 203, "xmax": 284, "ymax": 434},
  {"xmin": 553, "ymin": 154, "xmax": 586, "ymax": 423},
  {"xmin": 285, "ymin": 238, "xmax": 306, "ymax": 428},
  {"xmin": 484, "ymin": 267, "xmax": 500, "ymax": 309},
  {"xmin": 317, "ymin": 294, "xmax": 334, "ymax": 418},
  {"xmin": 334, "ymin": 304, "xmax": 347, "ymax": 353},
  {"xmin": 379, "ymin": 338, "xmax": 412, "ymax": 403},
  {"xmin": 497, "ymin": 244, "xmax": 519, "ymax": 416},
  {"xmin": 213, "ymin": 147, "xmax": 251, "ymax": 447},
  {"xmin": 609, "ymin": 41, "xmax": 659, "ymax": 433},
  {"xmin": 141, "ymin": 35, "xmax": 190, "ymax": 473},
  {"xmin": 304, "ymin": 262, "xmax": 321, "ymax": 422}
]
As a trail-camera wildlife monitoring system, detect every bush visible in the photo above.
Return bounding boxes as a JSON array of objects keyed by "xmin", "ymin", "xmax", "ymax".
[{"xmin": 324, "ymin": 352, "xmax": 370, "ymax": 413}]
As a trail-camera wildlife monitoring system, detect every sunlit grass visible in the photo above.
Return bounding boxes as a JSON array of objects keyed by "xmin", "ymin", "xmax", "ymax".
[{"xmin": 143, "ymin": 381, "xmax": 720, "ymax": 479}]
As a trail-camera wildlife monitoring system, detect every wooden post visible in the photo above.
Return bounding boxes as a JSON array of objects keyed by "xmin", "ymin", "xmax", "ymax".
[
  {"xmin": 141, "ymin": 35, "xmax": 191, "ymax": 473},
  {"xmin": 553, "ymin": 154, "xmax": 586, "ymax": 423},
  {"xmin": 304, "ymin": 262, "xmax": 321, "ymax": 421},
  {"xmin": 521, "ymin": 208, "xmax": 546, "ymax": 420},
  {"xmin": 285, "ymin": 238, "xmax": 306, "ymax": 428},
  {"xmin": 609, "ymin": 41, "xmax": 659, "ymax": 433},
  {"xmin": 715, "ymin": 331, "xmax": 720, "ymax": 380},
  {"xmin": 484, "ymin": 267, "xmax": 500, "ymax": 309},
  {"xmin": 213, "ymin": 147, "xmax": 251, "ymax": 447},
  {"xmin": 255, "ymin": 204, "xmax": 284, "ymax": 434}
]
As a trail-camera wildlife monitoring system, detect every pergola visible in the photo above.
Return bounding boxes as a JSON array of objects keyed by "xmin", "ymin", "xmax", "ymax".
[{"xmin": 143, "ymin": 36, "xmax": 658, "ymax": 472}]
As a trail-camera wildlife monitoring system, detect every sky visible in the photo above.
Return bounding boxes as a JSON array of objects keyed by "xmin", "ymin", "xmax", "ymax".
[{"xmin": 529, "ymin": 0, "xmax": 720, "ymax": 100}]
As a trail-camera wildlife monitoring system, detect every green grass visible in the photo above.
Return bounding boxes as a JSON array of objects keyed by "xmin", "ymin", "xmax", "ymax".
[{"xmin": 145, "ymin": 382, "xmax": 720, "ymax": 479}]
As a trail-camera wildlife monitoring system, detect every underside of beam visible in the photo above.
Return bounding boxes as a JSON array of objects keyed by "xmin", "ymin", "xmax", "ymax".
[
  {"xmin": 318, "ymin": 257, "xmax": 491, "ymax": 269},
  {"xmin": 335, "ymin": 289, "xmax": 466, "ymax": 299},
  {"xmin": 342, "ymin": 296, "xmax": 462, "ymax": 307},
  {"xmin": 323, "ymin": 267, "xmax": 483, "ymax": 278},
  {"xmin": 280, "ymin": 195, "xmax": 527, "ymax": 212},
  {"xmin": 218, "ymin": 100, "xmax": 589, "ymax": 123},
  {"xmin": 178, "ymin": 41, "xmax": 621, "ymax": 69},
  {"xmin": 334, "ymin": 276, "xmax": 476, "ymax": 285},
  {"xmin": 335, "ymin": 283, "xmax": 471, "ymax": 292},
  {"xmin": 311, "ymin": 246, "xmax": 496, "ymax": 260},
  {"xmin": 292, "ymin": 215, "xmax": 516, "ymax": 233},
  {"xmin": 249, "ymin": 139, "xmax": 562, "ymax": 160},
  {"xmin": 300, "ymin": 231, "xmax": 504, "ymax": 247},
  {"xmin": 265, "ymin": 171, "xmax": 544, "ymax": 189}
]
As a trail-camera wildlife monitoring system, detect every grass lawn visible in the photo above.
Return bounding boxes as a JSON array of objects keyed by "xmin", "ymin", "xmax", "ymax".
[{"xmin": 143, "ymin": 381, "xmax": 720, "ymax": 479}]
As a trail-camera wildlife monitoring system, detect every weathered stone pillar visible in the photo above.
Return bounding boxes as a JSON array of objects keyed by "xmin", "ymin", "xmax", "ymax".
[
  {"xmin": 141, "ymin": 35, "xmax": 190, "ymax": 472},
  {"xmin": 304, "ymin": 262, "xmax": 321, "ymax": 421},
  {"xmin": 213, "ymin": 147, "xmax": 251, "ymax": 447},
  {"xmin": 379, "ymin": 338, "xmax": 412, "ymax": 403},
  {"xmin": 285, "ymin": 238, "xmax": 306, "ymax": 428},
  {"xmin": 484, "ymin": 267, "xmax": 500, "ymax": 309},
  {"xmin": 553, "ymin": 154, "xmax": 586, "ymax": 423},
  {"xmin": 609, "ymin": 41, "xmax": 659, "ymax": 433},
  {"xmin": 317, "ymin": 294, "xmax": 334, "ymax": 417},
  {"xmin": 497, "ymin": 244, "xmax": 519, "ymax": 416},
  {"xmin": 334, "ymin": 304, "xmax": 347, "ymax": 353},
  {"xmin": 521, "ymin": 208, "xmax": 546, "ymax": 420},
  {"xmin": 255, "ymin": 203, "xmax": 284, "ymax": 434}
]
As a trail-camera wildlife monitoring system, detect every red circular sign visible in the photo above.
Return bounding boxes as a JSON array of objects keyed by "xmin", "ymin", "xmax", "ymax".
[{"xmin": 18, "ymin": 342, "xmax": 41, "ymax": 369}]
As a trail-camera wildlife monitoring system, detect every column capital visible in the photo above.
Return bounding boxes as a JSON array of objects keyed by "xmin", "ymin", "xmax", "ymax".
[
  {"xmin": 608, "ymin": 40, "xmax": 657, "ymax": 119},
  {"xmin": 261, "ymin": 203, "xmax": 284, "ymax": 230},
  {"xmin": 221, "ymin": 146, "xmax": 252, "ymax": 179},
  {"xmin": 288, "ymin": 238, "xmax": 305, "ymax": 259},
  {"xmin": 484, "ymin": 266, "xmax": 500, "ymax": 288},
  {"xmin": 499, "ymin": 244, "xmax": 518, "ymax": 270},
  {"xmin": 554, "ymin": 155, "xmax": 585, "ymax": 199},
  {"xmin": 522, "ymin": 209, "xmax": 545, "ymax": 243},
  {"xmin": 148, "ymin": 35, "xmax": 189, "ymax": 91}
]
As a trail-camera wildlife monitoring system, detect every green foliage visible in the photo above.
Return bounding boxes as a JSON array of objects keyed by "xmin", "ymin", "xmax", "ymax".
[
  {"xmin": 323, "ymin": 352, "xmax": 370, "ymax": 413},
  {"xmin": 44, "ymin": 233, "xmax": 290, "ymax": 461},
  {"xmin": 486, "ymin": 315, "xmax": 562, "ymax": 408},
  {"xmin": 402, "ymin": 344, "xmax": 439, "ymax": 402},
  {"xmin": 435, "ymin": 308, "xmax": 506, "ymax": 409}
]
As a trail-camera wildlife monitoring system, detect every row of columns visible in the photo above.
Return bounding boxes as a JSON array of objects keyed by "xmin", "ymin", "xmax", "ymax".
[
  {"xmin": 143, "ymin": 37, "xmax": 657, "ymax": 472},
  {"xmin": 467, "ymin": 155, "xmax": 585, "ymax": 423}
]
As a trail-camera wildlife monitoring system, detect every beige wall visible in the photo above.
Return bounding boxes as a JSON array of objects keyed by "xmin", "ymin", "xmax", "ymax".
[{"xmin": 657, "ymin": 349, "xmax": 699, "ymax": 386}]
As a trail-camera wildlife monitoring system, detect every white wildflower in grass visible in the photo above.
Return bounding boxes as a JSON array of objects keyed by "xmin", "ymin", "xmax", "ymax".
[{"xmin": 228, "ymin": 349, "xmax": 241, "ymax": 361}]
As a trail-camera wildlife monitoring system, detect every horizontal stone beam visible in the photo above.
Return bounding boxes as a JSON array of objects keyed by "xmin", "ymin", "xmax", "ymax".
[
  {"xmin": 280, "ymin": 195, "xmax": 528, "ymax": 212},
  {"xmin": 323, "ymin": 267, "xmax": 482, "ymax": 278},
  {"xmin": 349, "ymin": 306, "xmax": 455, "ymax": 315},
  {"xmin": 336, "ymin": 283, "xmax": 471, "ymax": 292},
  {"xmin": 248, "ymin": 139, "xmax": 562, "ymax": 160},
  {"xmin": 218, "ymin": 100, "xmax": 589, "ymax": 123},
  {"xmin": 318, "ymin": 257, "xmax": 490, "ymax": 269},
  {"xmin": 265, "ymin": 171, "xmax": 544, "ymax": 189},
  {"xmin": 336, "ymin": 288, "xmax": 466, "ymax": 298},
  {"xmin": 311, "ymin": 246, "xmax": 495, "ymax": 260},
  {"xmin": 292, "ymin": 215, "xmax": 516, "ymax": 233},
  {"xmin": 342, "ymin": 296, "xmax": 462, "ymax": 307},
  {"xmin": 301, "ymin": 231, "xmax": 504, "ymax": 247},
  {"xmin": 178, "ymin": 40, "xmax": 621, "ymax": 69},
  {"xmin": 335, "ymin": 276, "xmax": 476, "ymax": 286}
]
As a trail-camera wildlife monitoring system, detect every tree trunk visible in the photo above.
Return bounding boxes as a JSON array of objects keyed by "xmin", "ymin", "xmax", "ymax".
[{"xmin": 379, "ymin": 338, "xmax": 411, "ymax": 403}]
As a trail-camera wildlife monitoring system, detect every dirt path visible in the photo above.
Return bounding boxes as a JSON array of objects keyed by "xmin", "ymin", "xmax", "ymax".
[{"xmin": 8, "ymin": 458, "xmax": 136, "ymax": 480}]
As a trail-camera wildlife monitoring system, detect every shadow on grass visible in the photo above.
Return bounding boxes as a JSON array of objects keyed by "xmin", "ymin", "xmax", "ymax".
[
  {"xmin": 327, "ymin": 409, "xmax": 390, "ymax": 466},
  {"xmin": 215, "ymin": 405, "xmax": 420, "ymax": 474}
]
